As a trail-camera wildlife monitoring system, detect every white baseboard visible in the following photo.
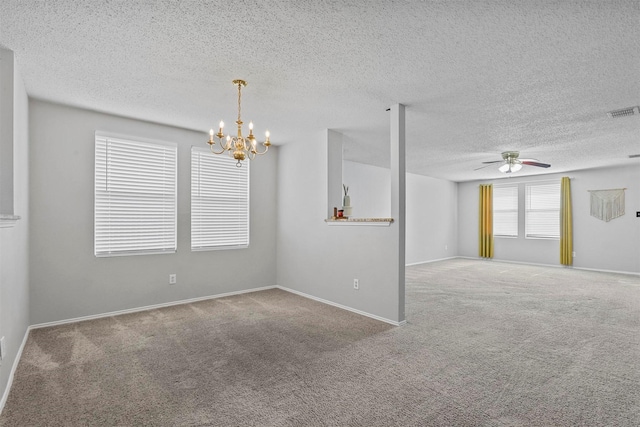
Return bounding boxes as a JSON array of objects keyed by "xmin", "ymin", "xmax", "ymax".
[
  {"xmin": 30, "ymin": 286, "xmax": 277, "ymax": 330},
  {"xmin": 456, "ymin": 256, "xmax": 640, "ymax": 276},
  {"xmin": 573, "ymin": 266, "xmax": 640, "ymax": 277},
  {"xmin": 277, "ymin": 286, "xmax": 406, "ymax": 327},
  {"xmin": 29, "ymin": 283, "xmax": 406, "ymax": 331},
  {"xmin": 0, "ymin": 327, "xmax": 30, "ymax": 415},
  {"xmin": 456, "ymin": 256, "xmax": 566, "ymax": 270},
  {"xmin": 405, "ymin": 256, "xmax": 457, "ymax": 267}
]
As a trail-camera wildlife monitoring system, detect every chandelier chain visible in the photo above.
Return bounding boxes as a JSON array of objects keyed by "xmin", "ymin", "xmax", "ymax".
[{"xmin": 237, "ymin": 83, "xmax": 242, "ymax": 123}]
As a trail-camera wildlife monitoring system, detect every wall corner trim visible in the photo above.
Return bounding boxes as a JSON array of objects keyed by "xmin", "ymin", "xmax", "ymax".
[{"xmin": 0, "ymin": 327, "xmax": 30, "ymax": 415}]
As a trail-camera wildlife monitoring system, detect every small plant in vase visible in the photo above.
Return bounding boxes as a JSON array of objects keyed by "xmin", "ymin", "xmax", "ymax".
[
  {"xmin": 343, "ymin": 184, "xmax": 350, "ymax": 206},
  {"xmin": 342, "ymin": 184, "xmax": 352, "ymax": 217}
]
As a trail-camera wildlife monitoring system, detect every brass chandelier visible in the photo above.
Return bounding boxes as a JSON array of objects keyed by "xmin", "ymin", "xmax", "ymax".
[{"xmin": 207, "ymin": 79, "xmax": 271, "ymax": 167}]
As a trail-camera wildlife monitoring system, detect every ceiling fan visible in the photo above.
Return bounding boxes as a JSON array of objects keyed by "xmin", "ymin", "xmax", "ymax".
[{"xmin": 476, "ymin": 151, "xmax": 551, "ymax": 173}]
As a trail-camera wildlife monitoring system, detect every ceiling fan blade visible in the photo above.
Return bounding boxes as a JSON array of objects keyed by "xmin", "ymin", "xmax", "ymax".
[
  {"xmin": 474, "ymin": 163, "xmax": 496, "ymax": 171},
  {"xmin": 521, "ymin": 160, "xmax": 551, "ymax": 168},
  {"xmin": 481, "ymin": 160, "xmax": 503, "ymax": 164}
]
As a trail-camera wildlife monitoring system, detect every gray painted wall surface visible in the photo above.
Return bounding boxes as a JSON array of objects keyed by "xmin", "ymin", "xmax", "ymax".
[
  {"xmin": 343, "ymin": 161, "xmax": 458, "ymax": 265},
  {"xmin": 457, "ymin": 165, "xmax": 640, "ymax": 274},
  {"xmin": 29, "ymin": 101, "xmax": 278, "ymax": 324},
  {"xmin": 343, "ymin": 160, "xmax": 391, "ymax": 218},
  {"xmin": 405, "ymin": 172, "xmax": 458, "ymax": 265},
  {"xmin": 276, "ymin": 131, "xmax": 402, "ymax": 323},
  {"xmin": 0, "ymin": 57, "xmax": 29, "ymax": 403},
  {"xmin": 570, "ymin": 165, "xmax": 639, "ymax": 273}
]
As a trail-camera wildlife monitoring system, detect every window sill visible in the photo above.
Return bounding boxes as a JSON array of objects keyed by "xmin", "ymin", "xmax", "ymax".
[
  {"xmin": 0, "ymin": 214, "xmax": 21, "ymax": 228},
  {"xmin": 191, "ymin": 245, "xmax": 249, "ymax": 252},
  {"xmin": 325, "ymin": 217, "xmax": 394, "ymax": 226},
  {"xmin": 525, "ymin": 236, "xmax": 560, "ymax": 241}
]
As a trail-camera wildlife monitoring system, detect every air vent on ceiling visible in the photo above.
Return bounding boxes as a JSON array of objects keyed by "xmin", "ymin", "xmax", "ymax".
[
  {"xmin": 629, "ymin": 154, "xmax": 640, "ymax": 159},
  {"xmin": 607, "ymin": 106, "xmax": 639, "ymax": 118}
]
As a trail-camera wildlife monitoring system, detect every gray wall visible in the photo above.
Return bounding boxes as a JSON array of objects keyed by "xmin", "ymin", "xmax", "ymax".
[
  {"xmin": 29, "ymin": 101, "xmax": 278, "ymax": 324},
  {"xmin": 343, "ymin": 160, "xmax": 391, "ymax": 218},
  {"xmin": 343, "ymin": 160, "xmax": 458, "ymax": 265},
  {"xmin": 406, "ymin": 172, "xmax": 458, "ymax": 264},
  {"xmin": 276, "ymin": 131, "xmax": 402, "ymax": 323},
  {"xmin": 0, "ymin": 55, "xmax": 29, "ymax": 406},
  {"xmin": 457, "ymin": 165, "xmax": 640, "ymax": 274}
]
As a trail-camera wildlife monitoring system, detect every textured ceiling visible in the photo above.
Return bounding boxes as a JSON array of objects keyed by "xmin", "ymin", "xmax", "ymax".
[{"xmin": 1, "ymin": 0, "xmax": 638, "ymax": 182}]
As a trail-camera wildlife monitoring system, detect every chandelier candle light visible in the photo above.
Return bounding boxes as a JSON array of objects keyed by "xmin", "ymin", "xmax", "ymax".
[{"xmin": 207, "ymin": 79, "xmax": 271, "ymax": 167}]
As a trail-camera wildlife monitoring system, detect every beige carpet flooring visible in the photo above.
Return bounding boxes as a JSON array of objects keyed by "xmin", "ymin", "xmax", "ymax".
[{"xmin": 1, "ymin": 259, "xmax": 639, "ymax": 426}]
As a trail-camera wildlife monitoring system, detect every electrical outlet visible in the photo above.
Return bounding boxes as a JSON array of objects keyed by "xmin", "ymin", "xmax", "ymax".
[
  {"xmin": 0, "ymin": 336, "xmax": 5, "ymax": 361},
  {"xmin": 445, "ymin": 244, "xmax": 448, "ymax": 251},
  {"xmin": 572, "ymin": 252, "xmax": 576, "ymax": 257},
  {"xmin": 353, "ymin": 279, "xmax": 359, "ymax": 290},
  {"xmin": 169, "ymin": 274, "xmax": 177, "ymax": 285}
]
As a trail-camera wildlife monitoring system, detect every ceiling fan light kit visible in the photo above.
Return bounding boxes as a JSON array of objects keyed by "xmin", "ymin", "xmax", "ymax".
[{"xmin": 498, "ymin": 162, "xmax": 522, "ymax": 173}]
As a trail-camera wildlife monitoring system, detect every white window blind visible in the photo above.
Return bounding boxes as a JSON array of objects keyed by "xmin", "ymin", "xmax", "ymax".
[
  {"xmin": 95, "ymin": 134, "xmax": 177, "ymax": 257},
  {"xmin": 191, "ymin": 147, "xmax": 249, "ymax": 250},
  {"xmin": 525, "ymin": 182, "xmax": 560, "ymax": 239},
  {"xmin": 493, "ymin": 185, "xmax": 518, "ymax": 237}
]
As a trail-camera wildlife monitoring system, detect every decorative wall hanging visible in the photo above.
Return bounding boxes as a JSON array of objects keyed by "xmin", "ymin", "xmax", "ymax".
[{"xmin": 588, "ymin": 188, "xmax": 626, "ymax": 222}]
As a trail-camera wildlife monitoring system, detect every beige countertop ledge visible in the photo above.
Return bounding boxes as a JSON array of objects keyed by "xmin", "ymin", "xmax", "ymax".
[{"xmin": 325, "ymin": 217, "xmax": 394, "ymax": 226}]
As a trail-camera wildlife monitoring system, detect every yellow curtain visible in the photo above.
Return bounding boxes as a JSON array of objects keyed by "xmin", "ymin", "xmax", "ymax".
[
  {"xmin": 479, "ymin": 184, "xmax": 494, "ymax": 258},
  {"xmin": 560, "ymin": 177, "xmax": 573, "ymax": 265}
]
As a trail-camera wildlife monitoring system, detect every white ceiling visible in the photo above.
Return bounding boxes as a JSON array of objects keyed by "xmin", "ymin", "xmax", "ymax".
[{"xmin": 1, "ymin": 0, "xmax": 638, "ymax": 182}]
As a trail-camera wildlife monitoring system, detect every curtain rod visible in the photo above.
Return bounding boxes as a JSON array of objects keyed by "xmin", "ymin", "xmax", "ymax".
[
  {"xmin": 587, "ymin": 188, "xmax": 626, "ymax": 192},
  {"xmin": 488, "ymin": 177, "xmax": 574, "ymax": 187}
]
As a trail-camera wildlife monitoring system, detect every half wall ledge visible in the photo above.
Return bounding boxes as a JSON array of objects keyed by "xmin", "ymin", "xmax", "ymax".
[
  {"xmin": 0, "ymin": 215, "xmax": 21, "ymax": 228},
  {"xmin": 325, "ymin": 218, "xmax": 394, "ymax": 226}
]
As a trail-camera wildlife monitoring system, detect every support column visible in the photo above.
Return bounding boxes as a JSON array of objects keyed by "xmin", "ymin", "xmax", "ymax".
[
  {"xmin": 390, "ymin": 104, "xmax": 406, "ymax": 323},
  {"xmin": 327, "ymin": 129, "xmax": 343, "ymax": 218},
  {"xmin": 0, "ymin": 48, "xmax": 15, "ymax": 216}
]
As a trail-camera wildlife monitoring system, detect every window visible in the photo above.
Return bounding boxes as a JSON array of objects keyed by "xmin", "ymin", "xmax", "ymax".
[
  {"xmin": 493, "ymin": 185, "xmax": 518, "ymax": 237},
  {"xmin": 95, "ymin": 134, "xmax": 177, "ymax": 256},
  {"xmin": 191, "ymin": 147, "xmax": 249, "ymax": 250},
  {"xmin": 525, "ymin": 182, "xmax": 560, "ymax": 239}
]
